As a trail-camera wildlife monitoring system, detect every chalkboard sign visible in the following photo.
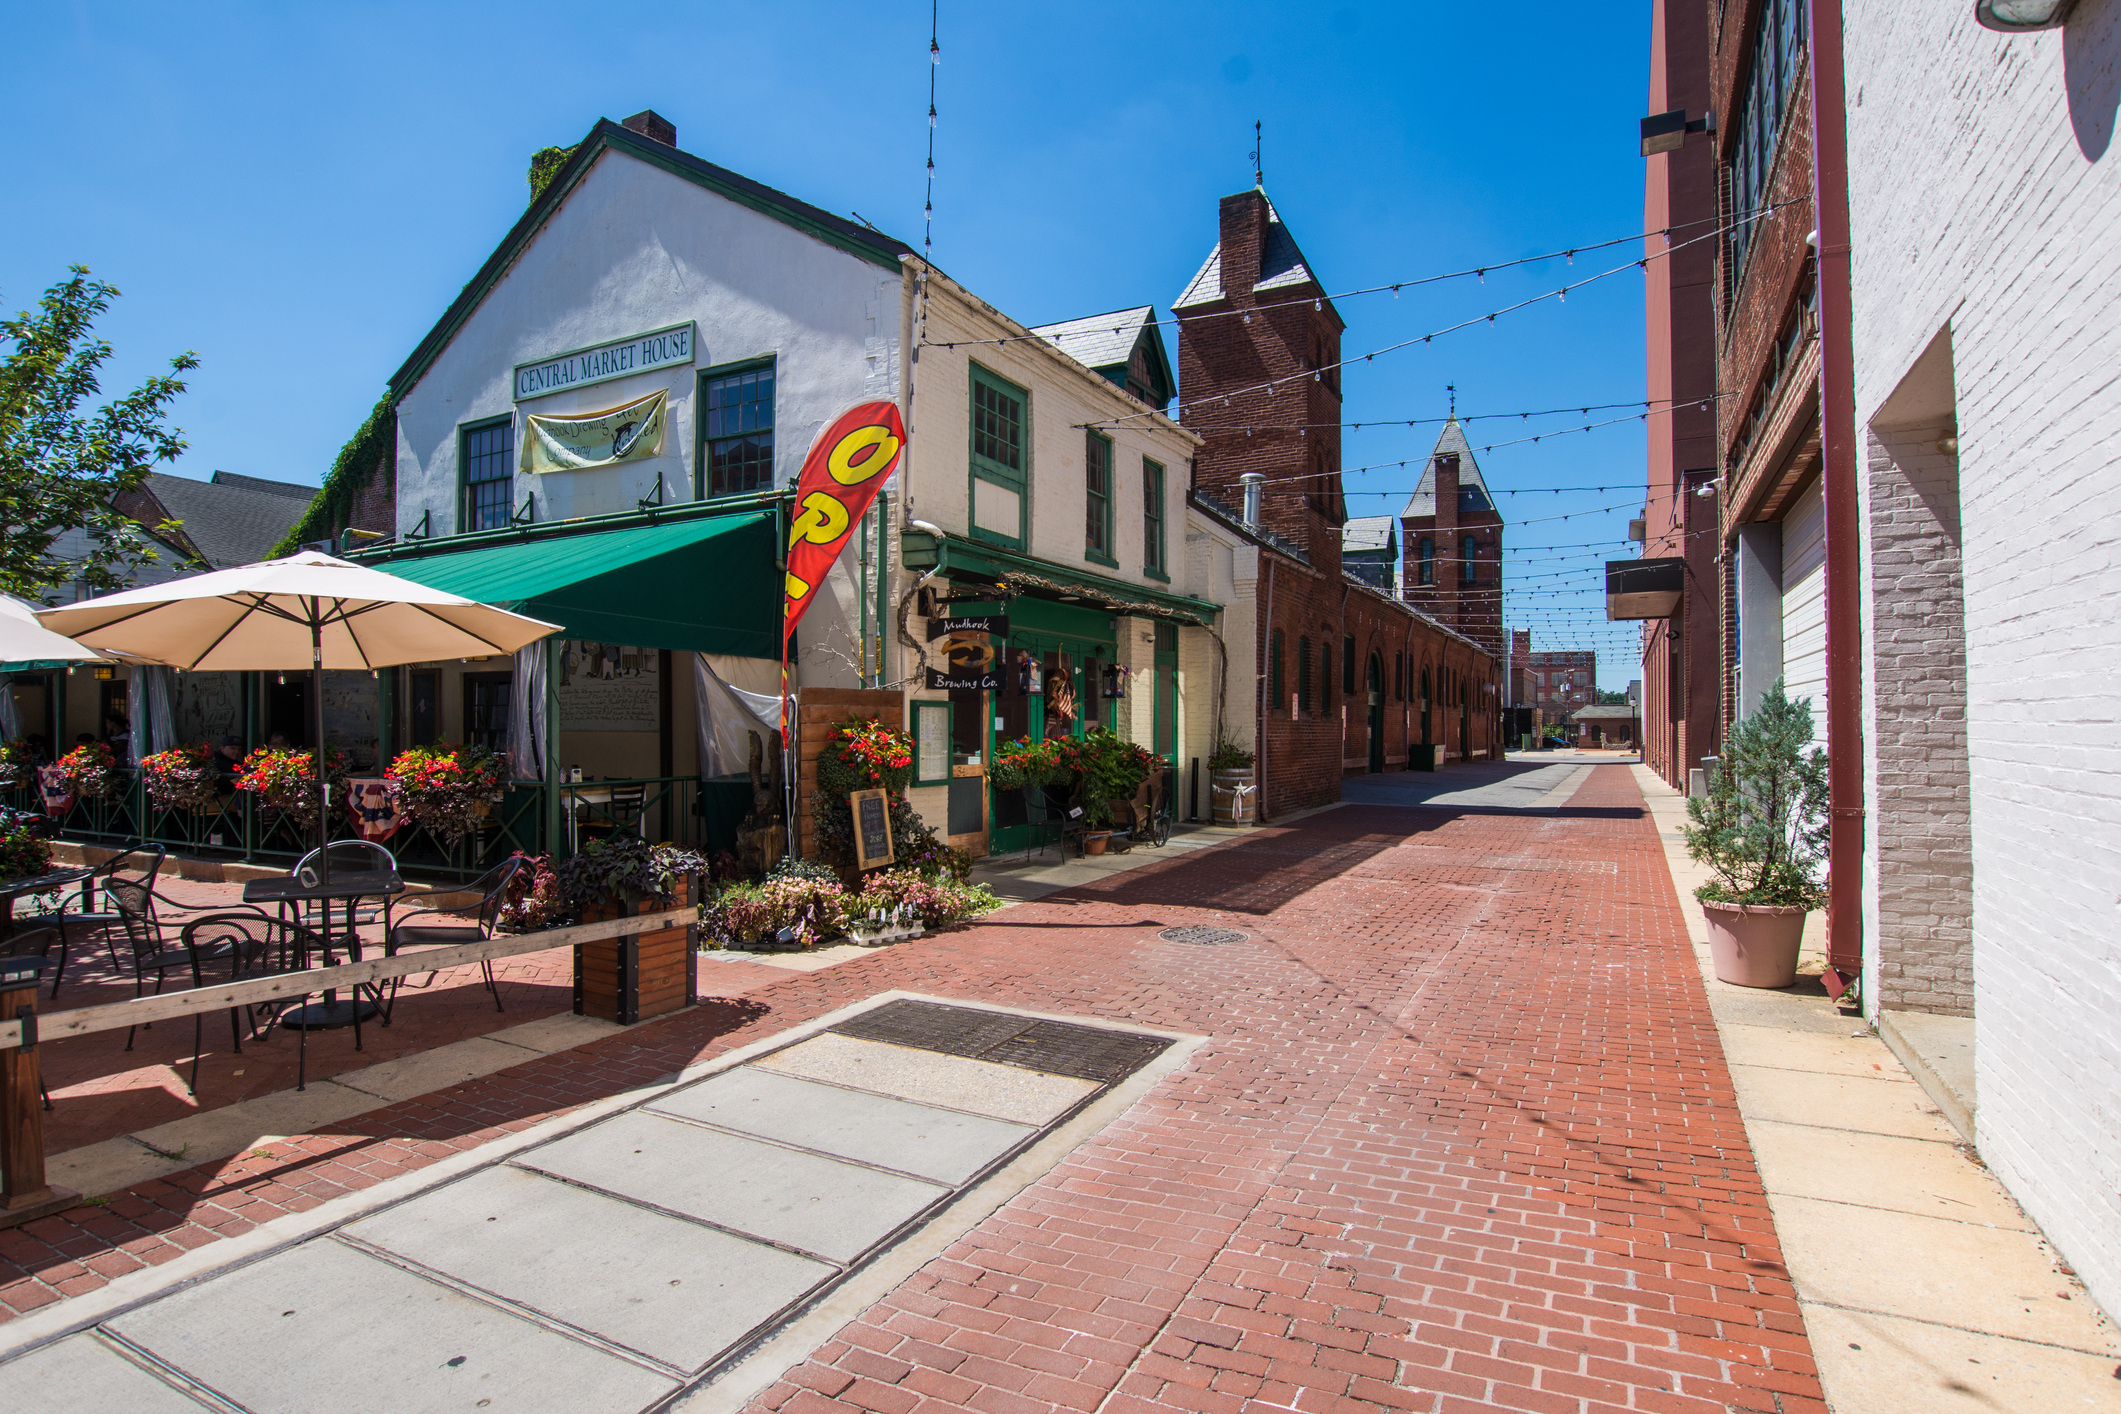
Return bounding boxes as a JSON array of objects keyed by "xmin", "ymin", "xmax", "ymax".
[{"xmin": 851, "ymin": 788, "xmax": 894, "ymax": 871}]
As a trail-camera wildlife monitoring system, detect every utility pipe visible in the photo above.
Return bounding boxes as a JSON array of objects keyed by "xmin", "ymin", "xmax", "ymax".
[{"xmin": 1808, "ymin": 0, "xmax": 1865, "ymax": 997}]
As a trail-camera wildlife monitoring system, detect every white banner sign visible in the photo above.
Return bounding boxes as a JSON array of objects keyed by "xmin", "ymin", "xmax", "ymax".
[
  {"xmin": 521, "ymin": 390, "xmax": 666, "ymax": 474},
  {"xmin": 513, "ymin": 322, "xmax": 695, "ymax": 402}
]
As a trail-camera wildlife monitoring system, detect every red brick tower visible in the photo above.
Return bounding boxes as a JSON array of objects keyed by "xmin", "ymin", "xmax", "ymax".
[
  {"xmin": 1173, "ymin": 189, "xmax": 1347, "ymax": 567},
  {"xmin": 1399, "ymin": 420, "xmax": 1506, "ymax": 661}
]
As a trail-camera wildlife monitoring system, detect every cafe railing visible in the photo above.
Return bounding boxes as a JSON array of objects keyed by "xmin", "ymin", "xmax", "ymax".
[{"xmin": 13, "ymin": 769, "xmax": 713, "ymax": 880}]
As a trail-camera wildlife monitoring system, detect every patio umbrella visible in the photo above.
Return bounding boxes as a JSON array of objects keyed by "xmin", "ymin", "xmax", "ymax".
[
  {"xmin": 0, "ymin": 592, "xmax": 110, "ymax": 670},
  {"xmin": 35, "ymin": 551, "xmax": 561, "ymax": 875}
]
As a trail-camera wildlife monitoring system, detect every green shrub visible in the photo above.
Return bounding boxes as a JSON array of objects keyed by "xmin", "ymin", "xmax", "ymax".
[{"xmin": 1684, "ymin": 677, "xmax": 1829, "ymax": 908}]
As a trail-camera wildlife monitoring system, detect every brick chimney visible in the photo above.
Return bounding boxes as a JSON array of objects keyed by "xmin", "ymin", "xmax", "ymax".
[
  {"xmin": 1434, "ymin": 452, "xmax": 1461, "ymax": 630},
  {"xmin": 622, "ymin": 109, "xmax": 677, "ymax": 147},
  {"xmin": 1216, "ymin": 190, "xmax": 1271, "ymax": 298}
]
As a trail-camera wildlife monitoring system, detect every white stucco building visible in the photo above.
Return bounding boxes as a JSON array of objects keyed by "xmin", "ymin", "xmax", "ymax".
[{"xmin": 1844, "ymin": 3, "xmax": 2121, "ymax": 1320}]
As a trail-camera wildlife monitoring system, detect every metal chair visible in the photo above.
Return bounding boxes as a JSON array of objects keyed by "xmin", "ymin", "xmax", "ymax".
[
  {"xmin": 578, "ymin": 783, "xmax": 648, "ymax": 843},
  {"xmin": 181, "ymin": 911, "xmax": 331, "ymax": 1092},
  {"xmin": 381, "ymin": 857, "xmax": 524, "ymax": 1021},
  {"xmin": 12, "ymin": 843, "xmax": 166, "ymax": 998},
  {"xmin": 103, "ymin": 879, "xmax": 273, "ymax": 1093},
  {"xmin": 290, "ymin": 839, "xmax": 399, "ymax": 926}
]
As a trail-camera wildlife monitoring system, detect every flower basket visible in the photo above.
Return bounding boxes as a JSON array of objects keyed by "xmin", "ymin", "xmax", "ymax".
[
  {"xmin": 53, "ymin": 741, "xmax": 120, "ymax": 800},
  {"xmin": 0, "ymin": 823, "xmax": 52, "ymax": 881},
  {"xmin": 386, "ymin": 746, "xmax": 506, "ymax": 850},
  {"xmin": 140, "ymin": 743, "xmax": 218, "ymax": 812},
  {"xmin": 0, "ymin": 740, "xmax": 35, "ymax": 792},
  {"xmin": 234, "ymin": 745, "xmax": 349, "ymax": 836}
]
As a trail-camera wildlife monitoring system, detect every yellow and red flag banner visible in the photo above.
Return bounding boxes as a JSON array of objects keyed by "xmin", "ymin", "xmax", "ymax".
[{"xmin": 781, "ymin": 401, "xmax": 905, "ymax": 643}]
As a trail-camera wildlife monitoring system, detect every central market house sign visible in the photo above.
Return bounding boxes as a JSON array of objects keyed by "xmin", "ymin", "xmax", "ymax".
[{"xmin": 514, "ymin": 322, "xmax": 696, "ymax": 402}]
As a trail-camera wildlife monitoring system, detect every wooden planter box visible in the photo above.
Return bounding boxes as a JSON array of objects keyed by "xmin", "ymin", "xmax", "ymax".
[{"xmin": 573, "ymin": 879, "xmax": 696, "ymax": 1025}]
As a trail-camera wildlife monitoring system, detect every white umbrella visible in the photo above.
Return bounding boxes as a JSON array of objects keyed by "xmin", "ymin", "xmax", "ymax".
[
  {"xmin": 0, "ymin": 592, "xmax": 110, "ymax": 669},
  {"xmin": 37, "ymin": 551, "xmax": 561, "ymax": 873}
]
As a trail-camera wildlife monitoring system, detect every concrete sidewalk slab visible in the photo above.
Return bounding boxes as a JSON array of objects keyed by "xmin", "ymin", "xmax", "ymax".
[
  {"xmin": 11, "ymin": 1332, "xmax": 217, "ymax": 1413},
  {"xmin": 1630, "ymin": 762, "xmax": 2120, "ymax": 1410},
  {"xmin": 517, "ymin": 1112, "xmax": 947, "ymax": 1264},
  {"xmin": 343, "ymin": 1165, "xmax": 831, "ymax": 1372},
  {"xmin": 104, "ymin": 1239, "xmax": 677, "ymax": 1413},
  {"xmin": 647, "ymin": 1068, "xmax": 1032, "ymax": 1185},
  {"xmin": 750, "ymin": 1032, "xmax": 1096, "ymax": 1124}
]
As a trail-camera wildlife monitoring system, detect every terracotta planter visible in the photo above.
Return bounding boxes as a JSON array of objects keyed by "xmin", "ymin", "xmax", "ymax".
[
  {"xmin": 1083, "ymin": 831, "xmax": 1112, "ymax": 856},
  {"xmin": 1701, "ymin": 900, "xmax": 1808, "ymax": 988}
]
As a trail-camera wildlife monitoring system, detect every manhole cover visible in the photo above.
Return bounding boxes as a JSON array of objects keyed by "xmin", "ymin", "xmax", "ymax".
[
  {"xmin": 1158, "ymin": 926, "xmax": 1248, "ymax": 946},
  {"xmin": 829, "ymin": 999, "xmax": 1172, "ymax": 1083}
]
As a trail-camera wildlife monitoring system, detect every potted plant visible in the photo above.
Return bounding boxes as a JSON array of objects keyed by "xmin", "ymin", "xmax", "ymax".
[
  {"xmin": 558, "ymin": 834, "xmax": 710, "ymax": 918},
  {"xmin": 1208, "ymin": 740, "xmax": 1256, "ymax": 825},
  {"xmin": 0, "ymin": 739, "xmax": 35, "ymax": 791},
  {"xmin": 139, "ymin": 742, "xmax": 218, "ymax": 812},
  {"xmin": 53, "ymin": 739, "xmax": 121, "ymax": 800},
  {"xmin": 232, "ymin": 744, "xmax": 349, "ymax": 836},
  {"xmin": 385, "ymin": 744, "xmax": 507, "ymax": 851},
  {"xmin": 1071, "ymin": 728, "xmax": 1155, "ymax": 853},
  {"xmin": 990, "ymin": 737, "xmax": 1064, "ymax": 828},
  {"xmin": 0, "ymin": 819, "xmax": 52, "ymax": 881},
  {"xmin": 1683, "ymin": 678, "xmax": 1829, "ymax": 988}
]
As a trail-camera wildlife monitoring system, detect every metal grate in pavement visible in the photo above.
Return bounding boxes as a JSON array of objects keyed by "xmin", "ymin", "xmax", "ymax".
[
  {"xmin": 829, "ymin": 999, "xmax": 1171, "ymax": 1083},
  {"xmin": 1158, "ymin": 926, "xmax": 1248, "ymax": 946}
]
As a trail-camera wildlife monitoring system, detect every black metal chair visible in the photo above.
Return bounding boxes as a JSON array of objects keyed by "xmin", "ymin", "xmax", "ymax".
[
  {"xmin": 381, "ymin": 857, "xmax": 524, "ymax": 1021},
  {"xmin": 181, "ymin": 910, "xmax": 332, "ymax": 1092},
  {"xmin": 290, "ymin": 839, "xmax": 399, "ymax": 927},
  {"xmin": 102, "ymin": 878, "xmax": 278, "ymax": 1094},
  {"xmin": 578, "ymin": 783, "xmax": 647, "ymax": 843},
  {"xmin": 12, "ymin": 843, "xmax": 166, "ymax": 998}
]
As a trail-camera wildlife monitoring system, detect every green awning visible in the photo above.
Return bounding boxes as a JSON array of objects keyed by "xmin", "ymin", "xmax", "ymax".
[
  {"xmin": 370, "ymin": 509, "xmax": 780, "ymax": 657},
  {"xmin": 899, "ymin": 533, "xmax": 1219, "ymax": 625}
]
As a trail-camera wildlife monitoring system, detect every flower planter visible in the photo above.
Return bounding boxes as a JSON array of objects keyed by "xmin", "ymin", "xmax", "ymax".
[
  {"xmin": 573, "ymin": 878, "xmax": 694, "ymax": 1024},
  {"xmin": 1210, "ymin": 769, "xmax": 1255, "ymax": 825},
  {"xmin": 1701, "ymin": 900, "xmax": 1808, "ymax": 988},
  {"xmin": 1083, "ymin": 831, "xmax": 1112, "ymax": 856}
]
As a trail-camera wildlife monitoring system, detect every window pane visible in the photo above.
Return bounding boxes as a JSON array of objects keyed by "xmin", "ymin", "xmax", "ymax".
[
  {"xmin": 1085, "ymin": 434, "xmax": 1110, "ymax": 555},
  {"xmin": 706, "ymin": 365, "xmax": 776, "ymax": 497},
  {"xmin": 463, "ymin": 421, "xmax": 513, "ymax": 531},
  {"xmin": 1142, "ymin": 459, "xmax": 1164, "ymax": 571},
  {"xmin": 973, "ymin": 378, "xmax": 1023, "ymax": 473}
]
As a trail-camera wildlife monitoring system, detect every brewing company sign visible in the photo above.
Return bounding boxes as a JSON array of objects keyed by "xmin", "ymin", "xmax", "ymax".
[{"xmin": 514, "ymin": 322, "xmax": 696, "ymax": 402}]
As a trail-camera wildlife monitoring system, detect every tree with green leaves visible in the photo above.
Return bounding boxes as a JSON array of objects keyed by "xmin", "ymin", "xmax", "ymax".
[
  {"xmin": 1683, "ymin": 677, "xmax": 1830, "ymax": 907},
  {"xmin": 0, "ymin": 268, "xmax": 197, "ymax": 600}
]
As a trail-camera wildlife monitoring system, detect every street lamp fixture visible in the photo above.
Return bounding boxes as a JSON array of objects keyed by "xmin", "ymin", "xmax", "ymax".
[{"xmin": 1975, "ymin": 0, "xmax": 2074, "ymax": 29}]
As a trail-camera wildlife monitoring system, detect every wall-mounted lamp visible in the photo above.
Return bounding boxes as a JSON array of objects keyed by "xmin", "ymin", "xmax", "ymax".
[
  {"xmin": 1640, "ymin": 109, "xmax": 1714, "ymax": 156},
  {"xmin": 1975, "ymin": 0, "xmax": 2074, "ymax": 30}
]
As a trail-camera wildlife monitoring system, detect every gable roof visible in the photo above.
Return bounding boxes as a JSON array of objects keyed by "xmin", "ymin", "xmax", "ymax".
[
  {"xmin": 387, "ymin": 119, "xmax": 915, "ymax": 402},
  {"xmin": 1173, "ymin": 196, "xmax": 1320, "ymax": 310},
  {"xmin": 1399, "ymin": 419, "xmax": 1497, "ymax": 518},
  {"xmin": 1028, "ymin": 306, "xmax": 1176, "ymax": 405},
  {"xmin": 140, "ymin": 472, "xmax": 315, "ymax": 569}
]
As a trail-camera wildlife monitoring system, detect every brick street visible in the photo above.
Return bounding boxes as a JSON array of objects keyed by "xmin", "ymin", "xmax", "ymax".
[{"xmin": 0, "ymin": 763, "xmax": 1820, "ymax": 1414}]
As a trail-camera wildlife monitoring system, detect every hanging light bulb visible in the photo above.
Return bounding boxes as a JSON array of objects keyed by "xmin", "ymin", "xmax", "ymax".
[
  {"xmin": 1312, "ymin": 298, "xmax": 1321, "ymax": 311},
  {"xmin": 277, "ymin": 673, "xmax": 285, "ymax": 685},
  {"xmin": 929, "ymin": 105, "xmax": 937, "ymax": 127},
  {"xmin": 1242, "ymin": 312, "xmax": 1252, "ymax": 324},
  {"xmin": 1392, "ymin": 285, "xmax": 1401, "ymax": 299}
]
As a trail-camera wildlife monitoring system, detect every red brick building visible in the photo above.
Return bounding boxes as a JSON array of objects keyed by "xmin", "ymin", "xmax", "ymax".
[
  {"xmin": 1637, "ymin": 0, "xmax": 1724, "ymax": 790},
  {"xmin": 1173, "ymin": 188, "xmax": 1500, "ymax": 816},
  {"xmin": 1528, "ymin": 649, "xmax": 1597, "ymax": 717},
  {"xmin": 1399, "ymin": 420, "xmax": 1506, "ymax": 663}
]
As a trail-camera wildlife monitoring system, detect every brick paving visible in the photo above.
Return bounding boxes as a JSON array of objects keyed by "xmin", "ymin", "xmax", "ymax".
[
  {"xmin": 29, "ymin": 876, "xmax": 581, "ymax": 1151},
  {"xmin": 0, "ymin": 766, "xmax": 1823, "ymax": 1413}
]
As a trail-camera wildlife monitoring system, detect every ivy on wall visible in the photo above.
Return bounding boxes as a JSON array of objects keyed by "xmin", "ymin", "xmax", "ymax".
[
  {"xmin": 529, "ymin": 145, "xmax": 577, "ymax": 205},
  {"xmin": 271, "ymin": 392, "xmax": 394, "ymax": 556}
]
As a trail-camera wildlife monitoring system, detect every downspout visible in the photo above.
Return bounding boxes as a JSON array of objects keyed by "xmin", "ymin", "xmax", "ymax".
[
  {"xmin": 1259, "ymin": 555, "xmax": 1275, "ymax": 823},
  {"xmin": 1809, "ymin": 0, "xmax": 1863, "ymax": 998}
]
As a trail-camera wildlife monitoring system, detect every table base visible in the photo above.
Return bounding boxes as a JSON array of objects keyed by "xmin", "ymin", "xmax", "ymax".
[{"xmin": 281, "ymin": 998, "xmax": 381, "ymax": 1030}]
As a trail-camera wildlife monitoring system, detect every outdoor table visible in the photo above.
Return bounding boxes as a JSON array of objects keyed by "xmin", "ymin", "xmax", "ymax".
[
  {"xmin": 562, "ymin": 785, "xmax": 616, "ymax": 854},
  {"xmin": 242, "ymin": 868, "xmax": 402, "ymax": 1029},
  {"xmin": 0, "ymin": 867, "xmax": 94, "ymax": 944}
]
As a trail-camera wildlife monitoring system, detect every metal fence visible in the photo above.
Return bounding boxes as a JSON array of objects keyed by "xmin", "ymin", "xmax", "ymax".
[{"xmin": 14, "ymin": 772, "xmax": 726, "ymax": 880}]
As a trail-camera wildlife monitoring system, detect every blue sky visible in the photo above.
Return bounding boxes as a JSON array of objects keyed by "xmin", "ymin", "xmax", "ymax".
[{"xmin": 1, "ymin": 2, "xmax": 1655, "ymax": 685}]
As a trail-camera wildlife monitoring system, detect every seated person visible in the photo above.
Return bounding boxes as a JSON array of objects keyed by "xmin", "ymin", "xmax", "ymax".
[{"xmin": 211, "ymin": 735, "xmax": 246, "ymax": 780}]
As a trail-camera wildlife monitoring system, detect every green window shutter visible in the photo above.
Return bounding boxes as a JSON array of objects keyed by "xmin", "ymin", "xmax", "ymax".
[
  {"xmin": 1142, "ymin": 457, "xmax": 1166, "ymax": 578},
  {"xmin": 968, "ymin": 363, "xmax": 1028, "ymax": 549},
  {"xmin": 1298, "ymin": 636, "xmax": 1312, "ymax": 715},
  {"xmin": 1084, "ymin": 430, "xmax": 1115, "ymax": 567}
]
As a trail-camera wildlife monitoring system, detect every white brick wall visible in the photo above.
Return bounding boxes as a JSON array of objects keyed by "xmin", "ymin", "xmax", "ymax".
[{"xmin": 1847, "ymin": 2, "xmax": 2121, "ymax": 1319}]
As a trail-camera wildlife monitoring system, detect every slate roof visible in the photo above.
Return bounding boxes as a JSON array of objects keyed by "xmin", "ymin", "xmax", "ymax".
[
  {"xmin": 1399, "ymin": 419, "xmax": 1497, "ymax": 518},
  {"xmin": 144, "ymin": 472, "xmax": 315, "ymax": 569},
  {"xmin": 1030, "ymin": 307, "xmax": 1155, "ymax": 371},
  {"xmin": 1341, "ymin": 515, "xmax": 1398, "ymax": 554},
  {"xmin": 1571, "ymin": 704, "xmax": 1640, "ymax": 721},
  {"xmin": 1173, "ymin": 197, "xmax": 1319, "ymax": 310}
]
